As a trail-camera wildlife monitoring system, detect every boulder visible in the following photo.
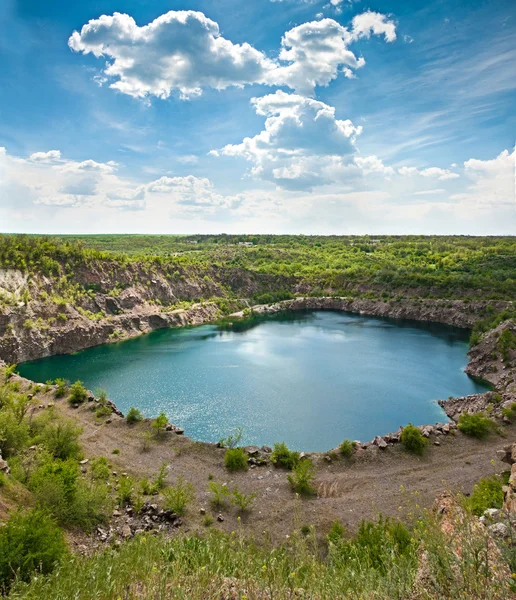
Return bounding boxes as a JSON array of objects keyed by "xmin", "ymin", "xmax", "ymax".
[{"xmin": 0, "ymin": 456, "xmax": 10, "ymax": 475}]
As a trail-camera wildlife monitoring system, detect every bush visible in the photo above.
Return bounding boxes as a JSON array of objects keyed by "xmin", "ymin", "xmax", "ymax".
[
  {"xmin": 151, "ymin": 412, "xmax": 168, "ymax": 438},
  {"xmin": 68, "ymin": 381, "xmax": 88, "ymax": 405},
  {"xmin": 287, "ymin": 459, "xmax": 316, "ymax": 496},
  {"xmin": 468, "ymin": 475, "xmax": 504, "ymax": 516},
  {"xmin": 218, "ymin": 427, "xmax": 243, "ymax": 449},
  {"xmin": 339, "ymin": 439, "xmax": 357, "ymax": 458},
  {"xmin": 457, "ymin": 413, "xmax": 495, "ymax": 439},
  {"xmin": 35, "ymin": 417, "xmax": 82, "ymax": 461},
  {"xmin": 126, "ymin": 407, "xmax": 143, "ymax": 425},
  {"xmin": 117, "ymin": 475, "xmax": 135, "ymax": 507},
  {"xmin": 400, "ymin": 424, "xmax": 427, "ymax": 455},
  {"xmin": 231, "ymin": 487, "xmax": 257, "ymax": 512},
  {"xmin": 271, "ymin": 442, "xmax": 300, "ymax": 470},
  {"xmin": 90, "ymin": 456, "xmax": 110, "ymax": 481},
  {"xmin": 208, "ymin": 481, "xmax": 230, "ymax": 508},
  {"xmin": 327, "ymin": 520, "xmax": 346, "ymax": 544},
  {"xmin": 162, "ymin": 474, "xmax": 195, "ymax": 515},
  {"xmin": 54, "ymin": 378, "xmax": 67, "ymax": 398},
  {"xmin": 0, "ymin": 509, "xmax": 67, "ymax": 592},
  {"xmin": 0, "ymin": 410, "xmax": 29, "ymax": 457},
  {"xmin": 224, "ymin": 448, "xmax": 248, "ymax": 472}
]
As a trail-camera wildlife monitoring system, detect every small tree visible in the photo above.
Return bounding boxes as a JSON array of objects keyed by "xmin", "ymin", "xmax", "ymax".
[
  {"xmin": 231, "ymin": 487, "xmax": 256, "ymax": 512},
  {"xmin": 54, "ymin": 378, "xmax": 67, "ymax": 399},
  {"xmin": 162, "ymin": 474, "xmax": 195, "ymax": 515},
  {"xmin": 68, "ymin": 380, "xmax": 87, "ymax": 405},
  {"xmin": 151, "ymin": 412, "xmax": 168, "ymax": 438},
  {"xmin": 224, "ymin": 448, "xmax": 248, "ymax": 472},
  {"xmin": 126, "ymin": 407, "xmax": 143, "ymax": 425},
  {"xmin": 287, "ymin": 459, "xmax": 316, "ymax": 496},
  {"xmin": 400, "ymin": 424, "xmax": 427, "ymax": 455},
  {"xmin": 271, "ymin": 442, "xmax": 300, "ymax": 470},
  {"xmin": 208, "ymin": 481, "xmax": 230, "ymax": 508},
  {"xmin": 219, "ymin": 427, "xmax": 243, "ymax": 449},
  {"xmin": 339, "ymin": 439, "xmax": 357, "ymax": 458}
]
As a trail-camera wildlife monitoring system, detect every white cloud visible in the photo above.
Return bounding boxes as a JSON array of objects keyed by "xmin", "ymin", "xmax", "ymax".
[
  {"xmin": 354, "ymin": 155, "xmax": 394, "ymax": 176},
  {"xmin": 413, "ymin": 188, "xmax": 445, "ymax": 196},
  {"xmin": 398, "ymin": 165, "xmax": 460, "ymax": 180},
  {"xmin": 269, "ymin": 19, "xmax": 366, "ymax": 95},
  {"xmin": 29, "ymin": 150, "xmax": 62, "ymax": 163},
  {"xmin": 69, "ymin": 10, "xmax": 396, "ymax": 99},
  {"xmin": 0, "ymin": 148, "xmax": 143, "ymax": 210},
  {"xmin": 451, "ymin": 149, "xmax": 515, "ymax": 209},
  {"xmin": 218, "ymin": 91, "xmax": 363, "ymax": 190},
  {"xmin": 420, "ymin": 167, "xmax": 459, "ymax": 180},
  {"xmin": 351, "ymin": 11, "xmax": 397, "ymax": 43},
  {"xmin": 176, "ymin": 155, "xmax": 199, "ymax": 165}
]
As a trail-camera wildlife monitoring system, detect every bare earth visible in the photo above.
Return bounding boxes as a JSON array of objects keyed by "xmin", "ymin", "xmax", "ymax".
[{"xmin": 21, "ymin": 374, "xmax": 513, "ymax": 547}]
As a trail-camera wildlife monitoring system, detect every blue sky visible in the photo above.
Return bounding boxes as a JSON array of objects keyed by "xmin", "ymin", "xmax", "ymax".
[{"xmin": 0, "ymin": 0, "xmax": 514, "ymax": 234}]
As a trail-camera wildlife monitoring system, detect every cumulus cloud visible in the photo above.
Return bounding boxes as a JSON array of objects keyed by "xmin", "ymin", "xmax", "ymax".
[
  {"xmin": 354, "ymin": 155, "xmax": 394, "ymax": 176},
  {"xmin": 218, "ymin": 91, "xmax": 363, "ymax": 190},
  {"xmin": 0, "ymin": 148, "xmax": 143, "ymax": 210},
  {"xmin": 29, "ymin": 150, "xmax": 62, "ymax": 163},
  {"xmin": 398, "ymin": 165, "xmax": 460, "ymax": 180},
  {"xmin": 451, "ymin": 149, "xmax": 515, "ymax": 209},
  {"xmin": 69, "ymin": 10, "xmax": 396, "ymax": 99},
  {"xmin": 351, "ymin": 11, "xmax": 397, "ymax": 43}
]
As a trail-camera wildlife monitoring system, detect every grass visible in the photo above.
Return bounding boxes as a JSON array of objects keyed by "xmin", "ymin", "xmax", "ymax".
[{"xmin": 6, "ymin": 503, "xmax": 516, "ymax": 600}]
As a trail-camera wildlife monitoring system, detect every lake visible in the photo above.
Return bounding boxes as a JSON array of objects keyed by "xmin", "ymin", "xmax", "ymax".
[{"xmin": 18, "ymin": 311, "xmax": 488, "ymax": 451}]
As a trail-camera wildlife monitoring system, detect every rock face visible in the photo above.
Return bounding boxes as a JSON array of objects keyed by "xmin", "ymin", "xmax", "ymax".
[
  {"xmin": 499, "ymin": 442, "xmax": 516, "ymax": 514},
  {"xmin": 233, "ymin": 297, "xmax": 512, "ymax": 330}
]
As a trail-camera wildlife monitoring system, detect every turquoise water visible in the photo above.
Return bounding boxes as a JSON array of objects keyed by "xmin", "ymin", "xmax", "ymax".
[{"xmin": 18, "ymin": 311, "xmax": 488, "ymax": 451}]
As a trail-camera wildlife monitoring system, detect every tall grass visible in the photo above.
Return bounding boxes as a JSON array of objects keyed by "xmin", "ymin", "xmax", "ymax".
[{"xmin": 7, "ymin": 506, "xmax": 514, "ymax": 599}]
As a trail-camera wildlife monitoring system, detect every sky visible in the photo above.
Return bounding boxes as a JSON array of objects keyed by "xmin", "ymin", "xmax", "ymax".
[{"xmin": 0, "ymin": 0, "xmax": 514, "ymax": 235}]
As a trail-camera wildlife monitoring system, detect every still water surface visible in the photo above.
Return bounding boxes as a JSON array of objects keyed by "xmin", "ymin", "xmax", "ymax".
[{"xmin": 18, "ymin": 311, "xmax": 488, "ymax": 451}]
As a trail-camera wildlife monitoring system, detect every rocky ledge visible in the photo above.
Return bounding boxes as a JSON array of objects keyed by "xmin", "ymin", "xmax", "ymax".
[{"xmin": 232, "ymin": 297, "xmax": 513, "ymax": 329}]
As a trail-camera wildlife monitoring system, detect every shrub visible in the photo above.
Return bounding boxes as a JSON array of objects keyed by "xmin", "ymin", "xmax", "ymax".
[
  {"xmin": 271, "ymin": 442, "xmax": 300, "ymax": 470},
  {"xmin": 400, "ymin": 424, "xmax": 427, "ymax": 455},
  {"xmin": 218, "ymin": 427, "xmax": 243, "ymax": 449},
  {"xmin": 339, "ymin": 439, "xmax": 357, "ymax": 458},
  {"xmin": 3, "ymin": 363, "xmax": 17, "ymax": 380},
  {"xmin": 54, "ymin": 378, "xmax": 67, "ymax": 398},
  {"xmin": 208, "ymin": 481, "xmax": 230, "ymax": 508},
  {"xmin": 224, "ymin": 448, "xmax": 248, "ymax": 472},
  {"xmin": 457, "ymin": 413, "xmax": 495, "ymax": 439},
  {"xmin": 502, "ymin": 402, "xmax": 516, "ymax": 420},
  {"xmin": 231, "ymin": 487, "xmax": 256, "ymax": 512},
  {"xmin": 68, "ymin": 380, "xmax": 88, "ymax": 405},
  {"xmin": 90, "ymin": 457, "xmax": 110, "ymax": 481},
  {"xmin": 287, "ymin": 459, "xmax": 316, "ymax": 496},
  {"xmin": 117, "ymin": 476, "xmax": 135, "ymax": 507},
  {"xmin": 36, "ymin": 418, "xmax": 83, "ymax": 461},
  {"xmin": 151, "ymin": 412, "xmax": 168, "ymax": 438},
  {"xmin": 327, "ymin": 520, "xmax": 346, "ymax": 544},
  {"xmin": 0, "ymin": 410, "xmax": 29, "ymax": 457},
  {"xmin": 0, "ymin": 509, "xmax": 67, "ymax": 593},
  {"xmin": 126, "ymin": 406, "xmax": 143, "ymax": 425},
  {"xmin": 162, "ymin": 474, "xmax": 195, "ymax": 515},
  {"xmin": 468, "ymin": 475, "xmax": 504, "ymax": 516}
]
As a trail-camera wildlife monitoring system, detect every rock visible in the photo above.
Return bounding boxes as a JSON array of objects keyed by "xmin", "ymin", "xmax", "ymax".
[
  {"xmin": 434, "ymin": 440, "xmax": 441, "ymax": 446},
  {"xmin": 121, "ymin": 524, "xmax": 132, "ymax": 538},
  {"xmin": 200, "ymin": 508, "xmax": 206, "ymax": 515},
  {"xmin": 112, "ymin": 510, "xmax": 121, "ymax": 517},
  {"xmin": 373, "ymin": 436, "xmax": 388, "ymax": 449},
  {"xmin": 217, "ymin": 514, "xmax": 224, "ymax": 522},
  {"xmin": 0, "ymin": 456, "xmax": 10, "ymax": 475},
  {"xmin": 488, "ymin": 522, "xmax": 509, "ymax": 538},
  {"xmin": 175, "ymin": 428, "xmax": 184, "ymax": 435},
  {"xmin": 244, "ymin": 446, "xmax": 260, "ymax": 456},
  {"xmin": 483, "ymin": 508, "xmax": 501, "ymax": 520},
  {"xmin": 261, "ymin": 446, "xmax": 272, "ymax": 453},
  {"xmin": 324, "ymin": 455, "xmax": 332, "ymax": 463},
  {"xmin": 79, "ymin": 459, "xmax": 89, "ymax": 465}
]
